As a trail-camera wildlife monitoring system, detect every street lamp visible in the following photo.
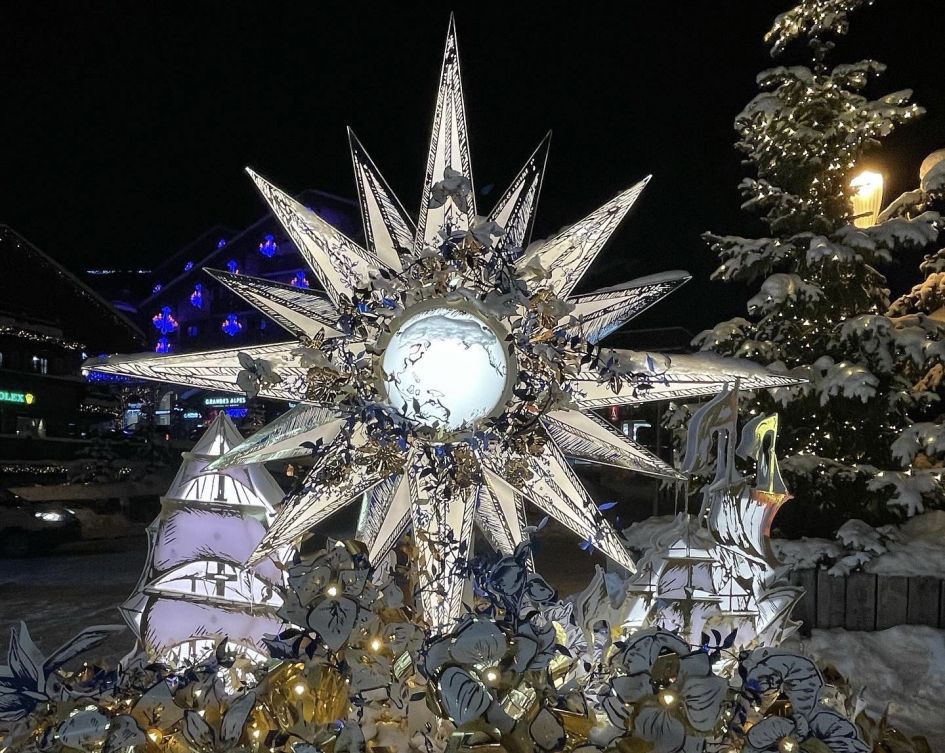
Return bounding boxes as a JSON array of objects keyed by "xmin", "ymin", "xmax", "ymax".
[{"xmin": 850, "ymin": 170, "xmax": 884, "ymax": 228}]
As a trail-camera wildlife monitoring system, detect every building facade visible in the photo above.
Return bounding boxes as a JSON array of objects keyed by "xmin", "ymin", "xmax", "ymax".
[
  {"xmin": 0, "ymin": 226, "xmax": 146, "ymax": 468},
  {"xmin": 82, "ymin": 190, "xmax": 361, "ymax": 436}
]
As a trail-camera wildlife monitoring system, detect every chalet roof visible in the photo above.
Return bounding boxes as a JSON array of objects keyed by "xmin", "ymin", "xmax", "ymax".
[{"xmin": 0, "ymin": 225, "xmax": 146, "ymax": 351}]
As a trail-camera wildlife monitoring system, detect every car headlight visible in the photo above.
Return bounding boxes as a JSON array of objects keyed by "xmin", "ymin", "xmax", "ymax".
[{"xmin": 34, "ymin": 511, "xmax": 66, "ymax": 522}]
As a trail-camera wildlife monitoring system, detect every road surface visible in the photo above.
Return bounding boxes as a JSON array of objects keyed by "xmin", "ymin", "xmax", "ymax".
[{"xmin": 0, "ymin": 537, "xmax": 146, "ymax": 664}]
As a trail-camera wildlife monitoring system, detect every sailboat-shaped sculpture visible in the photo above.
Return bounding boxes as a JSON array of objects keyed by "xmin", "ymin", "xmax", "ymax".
[
  {"xmin": 121, "ymin": 413, "xmax": 287, "ymax": 665},
  {"xmin": 621, "ymin": 386, "xmax": 802, "ymax": 650}
]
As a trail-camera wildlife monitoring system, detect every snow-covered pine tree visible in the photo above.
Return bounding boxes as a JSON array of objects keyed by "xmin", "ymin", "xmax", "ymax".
[
  {"xmin": 880, "ymin": 152, "xmax": 945, "ymax": 501},
  {"xmin": 687, "ymin": 0, "xmax": 943, "ymax": 534}
]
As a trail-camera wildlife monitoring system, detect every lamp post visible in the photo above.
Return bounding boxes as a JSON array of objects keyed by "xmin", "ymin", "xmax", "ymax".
[{"xmin": 850, "ymin": 170, "xmax": 885, "ymax": 228}]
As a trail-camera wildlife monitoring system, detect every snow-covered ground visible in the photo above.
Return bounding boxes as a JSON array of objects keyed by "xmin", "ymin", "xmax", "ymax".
[{"xmin": 785, "ymin": 626, "xmax": 945, "ymax": 748}]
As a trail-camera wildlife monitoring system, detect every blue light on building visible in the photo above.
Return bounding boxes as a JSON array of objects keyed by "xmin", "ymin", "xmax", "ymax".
[
  {"xmin": 227, "ymin": 259, "xmax": 239, "ymax": 274},
  {"xmin": 291, "ymin": 271, "xmax": 310, "ymax": 288},
  {"xmin": 190, "ymin": 283, "xmax": 204, "ymax": 309},
  {"xmin": 259, "ymin": 233, "xmax": 279, "ymax": 258},
  {"xmin": 155, "ymin": 337, "xmax": 172, "ymax": 353},
  {"xmin": 221, "ymin": 313, "xmax": 242, "ymax": 337},
  {"xmin": 224, "ymin": 406, "xmax": 249, "ymax": 419},
  {"xmin": 152, "ymin": 282, "xmax": 162, "ymax": 294},
  {"xmin": 217, "ymin": 238, "xmax": 228, "ymax": 249},
  {"xmin": 184, "ymin": 260, "xmax": 194, "ymax": 272},
  {"xmin": 85, "ymin": 371, "xmax": 132, "ymax": 383},
  {"xmin": 152, "ymin": 306, "xmax": 178, "ymax": 335}
]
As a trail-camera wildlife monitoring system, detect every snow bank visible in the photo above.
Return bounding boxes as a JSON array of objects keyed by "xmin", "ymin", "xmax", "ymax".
[
  {"xmin": 773, "ymin": 510, "xmax": 945, "ymax": 577},
  {"xmin": 785, "ymin": 626, "xmax": 945, "ymax": 748},
  {"xmin": 771, "ymin": 536, "xmax": 842, "ymax": 568},
  {"xmin": 867, "ymin": 510, "xmax": 945, "ymax": 577}
]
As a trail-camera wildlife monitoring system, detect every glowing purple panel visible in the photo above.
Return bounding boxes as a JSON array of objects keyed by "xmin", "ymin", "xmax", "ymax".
[
  {"xmin": 142, "ymin": 596, "xmax": 283, "ymax": 654},
  {"xmin": 152, "ymin": 507, "xmax": 268, "ymax": 572}
]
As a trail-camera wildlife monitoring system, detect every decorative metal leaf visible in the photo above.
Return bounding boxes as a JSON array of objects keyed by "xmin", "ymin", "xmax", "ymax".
[
  {"xmin": 741, "ymin": 648, "xmax": 824, "ymax": 718},
  {"xmin": 221, "ymin": 691, "xmax": 256, "ymax": 745},
  {"xmin": 529, "ymin": 708, "xmax": 566, "ymax": 751},
  {"xmin": 8, "ymin": 622, "xmax": 42, "ymax": 685},
  {"xmin": 439, "ymin": 666, "xmax": 490, "ymax": 726},
  {"xmin": 306, "ymin": 596, "xmax": 360, "ymax": 651},
  {"xmin": 633, "ymin": 707, "xmax": 686, "ymax": 753},
  {"xmin": 43, "ymin": 625, "xmax": 125, "ymax": 675},
  {"xmin": 58, "ymin": 709, "xmax": 110, "ymax": 753},
  {"xmin": 102, "ymin": 714, "xmax": 147, "ymax": 753},
  {"xmin": 808, "ymin": 710, "xmax": 871, "ymax": 753},
  {"xmin": 182, "ymin": 709, "xmax": 216, "ymax": 752},
  {"xmin": 449, "ymin": 620, "xmax": 507, "ymax": 666}
]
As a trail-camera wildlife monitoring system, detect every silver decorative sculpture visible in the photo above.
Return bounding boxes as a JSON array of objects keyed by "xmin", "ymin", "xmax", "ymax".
[{"xmin": 86, "ymin": 18, "xmax": 797, "ymax": 631}]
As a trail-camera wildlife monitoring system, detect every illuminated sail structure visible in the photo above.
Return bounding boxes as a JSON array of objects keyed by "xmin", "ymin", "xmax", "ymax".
[
  {"xmin": 622, "ymin": 388, "xmax": 802, "ymax": 650},
  {"xmin": 121, "ymin": 413, "xmax": 287, "ymax": 664}
]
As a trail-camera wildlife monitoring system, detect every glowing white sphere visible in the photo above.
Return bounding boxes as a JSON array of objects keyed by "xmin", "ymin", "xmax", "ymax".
[{"xmin": 382, "ymin": 307, "xmax": 508, "ymax": 430}]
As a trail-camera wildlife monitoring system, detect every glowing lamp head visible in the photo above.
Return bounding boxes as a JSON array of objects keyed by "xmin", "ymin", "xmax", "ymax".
[
  {"xmin": 850, "ymin": 170, "xmax": 884, "ymax": 228},
  {"xmin": 778, "ymin": 737, "xmax": 798, "ymax": 753},
  {"xmin": 381, "ymin": 306, "xmax": 509, "ymax": 431},
  {"xmin": 326, "ymin": 584, "xmax": 339, "ymax": 597}
]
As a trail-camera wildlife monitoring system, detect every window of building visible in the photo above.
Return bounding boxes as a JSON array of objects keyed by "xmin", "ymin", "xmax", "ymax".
[
  {"xmin": 16, "ymin": 416, "xmax": 46, "ymax": 438},
  {"xmin": 187, "ymin": 325, "xmax": 199, "ymax": 337},
  {"xmin": 31, "ymin": 356, "xmax": 48, "ymax": 374},
  {"xmin": 621, "ymin": 419, "xmax": 652, "ymax": 442}
]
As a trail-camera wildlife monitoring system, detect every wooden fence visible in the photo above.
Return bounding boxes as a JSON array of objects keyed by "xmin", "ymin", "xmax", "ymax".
[{"xmin": 789, "ymin": 569, "xmax": 945, "ymax": 632}]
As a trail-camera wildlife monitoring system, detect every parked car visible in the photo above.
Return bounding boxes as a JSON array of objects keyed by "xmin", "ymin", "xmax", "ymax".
[{"xmin": 0, "ymin": 489, "xmax": 82, "ymax": 557}]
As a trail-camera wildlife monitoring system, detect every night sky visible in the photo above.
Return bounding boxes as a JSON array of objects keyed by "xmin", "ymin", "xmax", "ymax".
[{"xmin": 3, "ymin": 2, "xmax": 944, "ymax": 334}]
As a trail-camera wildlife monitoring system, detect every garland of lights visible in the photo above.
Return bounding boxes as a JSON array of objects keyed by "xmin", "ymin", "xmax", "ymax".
[{"xmin": 0, "ymin": 324, "xmax": 84, "ymax": 351}]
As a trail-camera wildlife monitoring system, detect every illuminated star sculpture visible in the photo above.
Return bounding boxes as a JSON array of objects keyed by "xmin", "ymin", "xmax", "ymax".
[{"xmin": 86, "ymin": 18, "xmax": 797, "ymax": 631}]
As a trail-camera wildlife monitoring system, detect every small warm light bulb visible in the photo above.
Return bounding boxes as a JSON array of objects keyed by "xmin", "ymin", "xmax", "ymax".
[
  {"xmin": 252, "ymin": 728, "xmax": 262, "ymax": 740},
  {"xmin": 326, "ymin": 584, "xmax": 339, "ymax": 597},
  {"xmin": 778, "ymin": 737, "xmax": 798, "ymax": 753},
  {"xmin": 484, "ymin": 668, "xmax": 499, "ymax": 684},
  {"xmin": 658, "ymin": 689, "xmax": 679, "ymax": 708},
  {"xmin": 147, "ymin": 729, "xmax": 163, "ymax": 743},
  {"xmin": 370, "ymin": 637, "xmax": 383, "ymax": 652},
  {"xmin": 294, "ymin": 682, "xmax": 306, "ymax": 696}
]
